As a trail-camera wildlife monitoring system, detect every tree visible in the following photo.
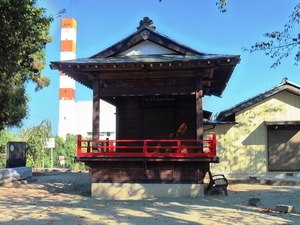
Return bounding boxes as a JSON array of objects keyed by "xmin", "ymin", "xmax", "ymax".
[
  {"xmin": 0, "ymin": 130, "xmax": 17, "ymax": 167},
  {"xmin": 0, "ymin": 130, "xmax": 16, "ymax": 150},
  {"xmin": 54, "ymin": 134, "xmax": 82, "ymax": 169},
  {"xmin": 216, "ymin": 0, "xmax": 300, "ymax": 68},
  {"xmin": 160, "ymin": 0, "xmax": 228, "ymax": 13},
  {"xmin": 243, "ymin": 3, "xmax": 300, "ymax": 68},
  {"xmin": 216, "ymin": 0, "xmax": 227, "ymax": 13},
  {"xmin": 0, "ymin": 0, "xmax": 53, "ymax": 131},
  {"xmin": 20, "ymin": 120, "xmax": 52, "ymax": 168}
]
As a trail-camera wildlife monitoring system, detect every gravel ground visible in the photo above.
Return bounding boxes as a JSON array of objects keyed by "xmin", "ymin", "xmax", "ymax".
[{"xmin": 0, "ymin": 170, "xmax": 299, "ymax": 225}]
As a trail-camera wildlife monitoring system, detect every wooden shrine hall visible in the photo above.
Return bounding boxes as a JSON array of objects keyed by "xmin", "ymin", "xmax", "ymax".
[{"xmin": 50, "ymin": 17, "xmax": 240, "ymax": 199}]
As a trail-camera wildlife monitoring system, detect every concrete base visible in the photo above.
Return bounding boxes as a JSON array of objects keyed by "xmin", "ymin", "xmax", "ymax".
[
  {"xmin": 222, "ymin": 172, "xmax": 300, "ymax": 185},
  {"xmin": 0, "ymin": 167, "xmax": 32, "ymax": 184},
  {"xmin": 92, "ymin": 183, "xmax": 204, "ymax": 200}
]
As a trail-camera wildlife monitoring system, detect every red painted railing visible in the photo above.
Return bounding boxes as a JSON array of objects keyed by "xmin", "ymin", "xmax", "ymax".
[{"xmin": 77, "ymin": 133, "xmax": 217, "ymax": 158}]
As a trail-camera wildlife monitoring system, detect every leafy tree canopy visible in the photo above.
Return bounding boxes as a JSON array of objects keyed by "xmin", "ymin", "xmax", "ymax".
[
  {"xmin": 54, "ymin": 134, "xmax": 78, "ymax": 168},
  {"xmin": 0, "ymin": 130, "xmax": 16, "ymax": 151},
  {"xmin": 216, "ymin": 0, "xmax": 227, "ymax": 13},
  {"xmin": 19, "ymin": 119, "xmax": 52, "ymax": 167},
  {"xmin": 0, "ymin": 129, "xmax": 17, "ymax": 167},
  {"xmin": 217, "ymin": 0, "xmax": 300, "ymax": 68},
  {"xmin": 0, "ymin": 0, "xmax": 53, "ymax": 130},
  {"xmin": 243, "ymin": 3, "xmax": 300, "ymax": 68}
]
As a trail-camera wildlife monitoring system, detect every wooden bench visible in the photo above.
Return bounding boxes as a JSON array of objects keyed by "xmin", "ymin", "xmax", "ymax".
[{"xmin": 206, "ymin": 172, "xmax": 228, "ymax": 196}]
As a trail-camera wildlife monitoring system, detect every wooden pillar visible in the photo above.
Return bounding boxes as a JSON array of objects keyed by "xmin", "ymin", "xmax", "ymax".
[
  {"xmin": 115, "ymin": 103, "xmax": 121, "ymax": 139},
  {"xmin": 195, "ymin": 73, "xmax": 203, "ymax": 140},
  {"xmin": 92, "ymin": 78, "xmax": 100, "ymax": 140}
]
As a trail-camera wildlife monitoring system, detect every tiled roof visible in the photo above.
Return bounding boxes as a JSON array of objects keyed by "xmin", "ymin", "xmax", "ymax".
[{"xmin": 216, "ymin": 78, "xmax": 300, "ymax": 121}]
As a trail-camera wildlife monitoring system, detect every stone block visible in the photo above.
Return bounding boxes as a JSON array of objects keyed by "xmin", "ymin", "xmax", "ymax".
[
  {"xmin": 275, "ymin": 204, "xmax": 296, "ymax": 213},
  {"xmin": 0, "ymin": 167, "xmax": 32, "ymax": 184},
  {"xmin": 92, "ymin": 183, "xmax": 204, "ymax": 200},
  {"xmin": 248, "ymin": 198, "xmax": 261, "ymax": 206}
]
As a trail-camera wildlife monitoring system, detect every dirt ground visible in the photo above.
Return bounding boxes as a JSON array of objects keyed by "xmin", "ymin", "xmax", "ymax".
[{"xmin": 0, "ymin": 170, "xmax": 299, "ymax": 225}]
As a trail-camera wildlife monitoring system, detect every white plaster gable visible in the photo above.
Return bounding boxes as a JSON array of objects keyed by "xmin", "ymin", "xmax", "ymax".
[{"xmin": 119, "ymin": 40, "xmax": 176, "ymax": 56}]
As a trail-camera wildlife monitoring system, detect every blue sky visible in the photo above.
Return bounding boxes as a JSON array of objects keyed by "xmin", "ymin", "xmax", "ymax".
[{"xmin": 20, "ymin": 0, "xmax": 300, "ymax": 135}]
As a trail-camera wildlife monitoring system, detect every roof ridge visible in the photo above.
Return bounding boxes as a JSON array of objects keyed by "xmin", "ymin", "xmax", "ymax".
[{"xmin": 216, "ymin": 78, "xmax": 300, "ymax": 121}]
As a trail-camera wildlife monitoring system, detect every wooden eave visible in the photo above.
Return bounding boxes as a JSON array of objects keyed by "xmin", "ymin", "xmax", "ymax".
[
  {"xmin": 51, "ymin": 24, "xmax": 241, "ymax": 97},
  {"xmin": 50, "ymin": 54, "xmax": 240, "ymax": 97},
  {"xmin": 265, "ymin": 121, "xmax": 300, "ymax": 126},
  {"xmin": 265, "ymin": 121, "xmax": 300, "ymax": 131}
]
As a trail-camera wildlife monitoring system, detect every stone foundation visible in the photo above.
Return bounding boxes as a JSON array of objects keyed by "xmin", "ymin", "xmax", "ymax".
[
  {"xmin": 0, "ymin": 167, "xmax": 32, "ymax": 184},
  {"xmin": 91, "ymin": 183, "xmax": 204, "ymax": 199}
]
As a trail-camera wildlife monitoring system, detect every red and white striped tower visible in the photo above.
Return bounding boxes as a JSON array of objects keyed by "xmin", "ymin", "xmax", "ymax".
[{"xmin": 58, "ymin": 18, "xmax": 77, "ymax": 137}]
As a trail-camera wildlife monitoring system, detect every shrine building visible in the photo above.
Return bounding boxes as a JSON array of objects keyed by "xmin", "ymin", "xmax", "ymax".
[{"xmin": 50, "ymin": 17, "xmax": 240, "ymax": 199}]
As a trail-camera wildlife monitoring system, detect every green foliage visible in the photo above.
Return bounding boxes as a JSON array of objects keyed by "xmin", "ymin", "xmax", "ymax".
[
  {"xmin": 211, "ymin": 0, "xmax": 300, "ymax": 67},
  {"xmin": 0, "ymin": 0, "xmax": 53, "ymax": 130},
  {"xmin": 20, "ymin": 120, "xmax": 52, "ymax": 167},
  {"xmin": 243, "ymin": 3, "xmax": 300, "ymax": 68},
  {"xmin": 0, "ymin": 130, "xmax": 17, "ymax": 168},
  {"xmin": 216, "ymin": 0, "xmax": 227, "ymax": 13},
  {"xmin": 54, "ymin": 134, "xmax": 82, "ymax": 170},
  {"xmin": 160, "ymin": 0, "xmax": 228, "ymax": 13},
  {"xmin": 1, "ymin": 127, "xmax": 85, "ymax": 170},
  {"xmin": 0, "ymin": 130, "xmax": 17, "ymax": 150},
  {"xmin": 0, "ymin": 82, "xmax": 28, "ymax": 132}
]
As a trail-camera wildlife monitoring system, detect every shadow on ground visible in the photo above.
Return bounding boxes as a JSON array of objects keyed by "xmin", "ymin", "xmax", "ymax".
[{"xmin": 0, "ymin": 171, "xmax": 299, "ymax": 225}]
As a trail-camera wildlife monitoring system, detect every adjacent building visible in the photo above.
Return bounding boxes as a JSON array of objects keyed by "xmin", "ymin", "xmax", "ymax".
[{"xmin": 205, "ymin": 78, "xmax": 300, "ymax": 176}]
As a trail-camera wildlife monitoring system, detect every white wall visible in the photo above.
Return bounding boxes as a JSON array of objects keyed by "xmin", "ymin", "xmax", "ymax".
[{"xmin": 59, "ymin": 100, "xmax": 116, "ymax": 139}]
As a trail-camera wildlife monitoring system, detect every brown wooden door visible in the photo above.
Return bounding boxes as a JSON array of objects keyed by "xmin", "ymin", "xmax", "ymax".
[{"xmin": 143, "ymin": 108, "xmax": 175, "ymax": 139}]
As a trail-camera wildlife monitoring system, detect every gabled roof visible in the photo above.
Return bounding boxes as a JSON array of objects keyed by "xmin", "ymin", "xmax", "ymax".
[
  {"xmin": 50, "ymin": 18, "xmax": 240, "ymax": 97},
  {"xmin": 216, "ymin": 78, "xmax": 300, "ymax": 122},
  {"xmin": 90, "ymin": 26, "xmax": 204, "ymax": 58}
]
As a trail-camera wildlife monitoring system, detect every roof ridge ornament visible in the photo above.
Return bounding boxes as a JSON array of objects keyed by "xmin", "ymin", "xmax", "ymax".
[
  {"xmin": 141, "ymin": 30, "xmax": 150, "ymax": 40},
  {"xmin": 281, "ymin": 77, "xmax": 288, "ymax": 84},
  {"xmin": 137, "ymin": 16, "xmax": 156, "ymax": 30}
]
